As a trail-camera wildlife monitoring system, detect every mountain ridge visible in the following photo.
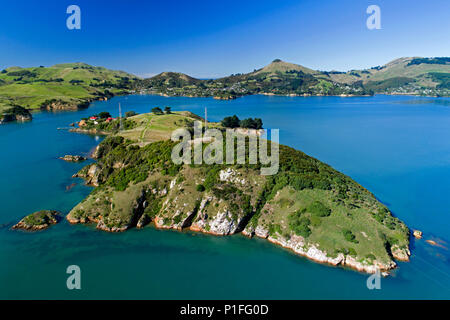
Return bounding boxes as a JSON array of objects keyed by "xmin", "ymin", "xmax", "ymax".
[{"xmin": 137, "ymin": 56, "xmax": 449, "ymax": 97}]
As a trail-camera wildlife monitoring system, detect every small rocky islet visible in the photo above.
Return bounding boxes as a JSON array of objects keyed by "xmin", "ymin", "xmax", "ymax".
[
  {"xmin": 61, "ymin": 110, "xmax": 412, "ymax": 274},
  {"xmin": 59, "ymin": 155, "xmax": 87, "ymax": 162},
  {"xmin": 12, "ymin": 210, "xmax": 61, "ymax": 231}
]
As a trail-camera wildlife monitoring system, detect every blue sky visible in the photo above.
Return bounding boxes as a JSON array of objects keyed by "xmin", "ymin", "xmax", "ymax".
[{"xmin": 0, "ymin": 0, "xmax": 449, "ymax": 78}]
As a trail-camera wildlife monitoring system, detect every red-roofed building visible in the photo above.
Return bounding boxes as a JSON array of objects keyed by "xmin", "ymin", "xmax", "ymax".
[{"xmin": 89, "ymin": 116, "xmax": 98, "ymax": 121}]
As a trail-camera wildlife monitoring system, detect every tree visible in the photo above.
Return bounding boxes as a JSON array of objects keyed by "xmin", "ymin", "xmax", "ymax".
[
  {"xmin": 239, "ymin": 118, "xmax": 255, "ymax": 129},
  {"xmin": 307, "ymin": 201, "xmax": 331, "ymax": 217},
  {"xmin": 343, "ymin": 229, "xmax": 359, "ymax": 243},
  {"xmin": 125, "ymin": 111, "xmax": 137, "ymax": 118},
  {"xmin": 288, "ymin": 210, "xmax": 312, "ymax": 238},
  {"xmin": 254, "ymin": 118, "xmax": 263, "ymax": 129},
  {"xmin": 164, "ymin": 106, "xmax": 171, "ymax": 114},
  {"xmin": 152, "ymin": 107, "xmax": 163, "ymax": 115},
  {"xmin": 238, "ymin": 117, "xmax": 263, "ymax": 129},
  {"xmin": 5, "ymin": 105, "xmax": 30, "ymax": 116},
  {"xmin": 98, "ymin": 112, "xmax": 111, "ymax": 119},
  {"xmin": 221, "ymin": 115, "xmax": 240, "ymax": 128}
]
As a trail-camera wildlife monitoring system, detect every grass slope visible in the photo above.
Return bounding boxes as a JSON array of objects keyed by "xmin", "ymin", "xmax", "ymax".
[{"xmin": 0, "ymin": 63, "xmax": 138, "ymax": 113}]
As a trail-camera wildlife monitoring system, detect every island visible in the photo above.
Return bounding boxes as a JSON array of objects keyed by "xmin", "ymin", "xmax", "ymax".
[
  {"xmin": 66, "ymin": 110, "xmax": 411, "ymax": 274},
  {"xmin": 12, "ymin": 210, "xmax": 61, "ymax": 231},
  {"xmin": 59, "ymin": 155, "xmax": 87, "ymax": 162}
]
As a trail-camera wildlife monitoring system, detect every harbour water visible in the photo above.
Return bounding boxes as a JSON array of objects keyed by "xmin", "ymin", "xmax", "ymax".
[{"xmin": 0, "ymin": 94, "xmax": 449, "ymax": 299}]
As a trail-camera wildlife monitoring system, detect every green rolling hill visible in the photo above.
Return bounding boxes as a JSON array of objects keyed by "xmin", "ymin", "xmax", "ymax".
[
  {"xmin": 0, "ymin": 63, "xmax": 138, "ymax": 113},
  {"xmin": 325, "ymin": 57, "xmax": 450, "ymax": 96}
]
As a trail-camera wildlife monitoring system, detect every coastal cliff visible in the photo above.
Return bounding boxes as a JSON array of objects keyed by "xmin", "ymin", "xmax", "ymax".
[
  {"xmin": 0, "ymin": 105, "xmax": 32, "ymax": 124},
  {"xmin": 66, "ymin": 111, "xmax": 411, "ymax": 274}
]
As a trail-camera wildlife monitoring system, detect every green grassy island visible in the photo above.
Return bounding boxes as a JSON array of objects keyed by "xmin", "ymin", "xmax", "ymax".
[
  {"xmin": 12, "ymin": 210, "xmax": 61, "ymax": 231},
  {"xmin": 67, "ymin": 111, "xmax": 411, "ymax": 274}
]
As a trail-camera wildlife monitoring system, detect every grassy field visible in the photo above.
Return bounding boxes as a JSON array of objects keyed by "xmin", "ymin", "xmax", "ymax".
[
  {"xmin": 0, "ymin": 63, "xmax": 138, "ymax": 113},
  {"xmin": 118, "ymin": 111, "xmax": 218, "ymax": 145}
]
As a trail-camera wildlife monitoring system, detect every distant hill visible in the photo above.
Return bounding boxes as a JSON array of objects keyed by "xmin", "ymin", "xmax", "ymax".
[
  {"xmin": 135, "ymin": 57, "xmax": 449, "ymax": 98},
  {"xmin": 139, "ymin": 71, "xmax": 201, "ymax": 88},
  {"xmin": 2, "ymin": 56, "xmax": 449, "ymax": 117},
  {"xmin": 0, "ymin": 63, "xmax": 138, "ymax": 113},
  {"xmin": 251, "ymin": 59, "xmax": 318, "ymax": 76},
  {"xmin": 136, "ymin": 59, "xmax": 371, "ymax": 97},
  {"xmin": 325, "ymin": 57, "xmax": 450, "ymax": 96}
]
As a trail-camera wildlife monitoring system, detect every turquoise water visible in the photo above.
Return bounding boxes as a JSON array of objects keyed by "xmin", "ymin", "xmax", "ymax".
[{"xmin": 1, "ymin": 94, "xmax": 449, "ymax": 299}]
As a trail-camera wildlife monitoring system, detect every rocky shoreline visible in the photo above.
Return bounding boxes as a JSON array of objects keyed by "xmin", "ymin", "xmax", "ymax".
[
  {"xmin": 66, "ymin": 209, "xmax": 408, "ymax": 275},
  {"xmin": 0, "ymin": 106, "xmax": 33, "ymax": 124},
  {"xmin": 0, "ymin": 113, "xmax": 32, "ymax": 124},
  {"xmin": 1, "ymin": 94, "xmax": 114, "ymax": 124},
  {"xmin": 40, "ymin": 95, "xmax": 111, "ymax": 112}
]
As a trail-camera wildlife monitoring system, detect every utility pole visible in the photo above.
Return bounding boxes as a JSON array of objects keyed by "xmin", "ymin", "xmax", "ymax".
[{"xmin": 205, "ymin": 106, "xmax": 207, "ymax": 130}]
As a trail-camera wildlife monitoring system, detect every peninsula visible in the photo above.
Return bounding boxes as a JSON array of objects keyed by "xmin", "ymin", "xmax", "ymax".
[{"xmin": 66, "ymin": 110, "xmax": 411, "ymax": 274}]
